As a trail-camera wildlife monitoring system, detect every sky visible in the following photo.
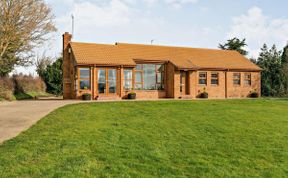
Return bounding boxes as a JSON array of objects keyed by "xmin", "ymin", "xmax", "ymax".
[{"xmin": 15, "ymin": 0, "xmax": 288, "ymax": 75}]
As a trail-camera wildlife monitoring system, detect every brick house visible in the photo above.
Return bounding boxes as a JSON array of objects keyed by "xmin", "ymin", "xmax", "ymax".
[{"xmin": 62, "ymin": 32, "xmax": 261, "ymax": 100}]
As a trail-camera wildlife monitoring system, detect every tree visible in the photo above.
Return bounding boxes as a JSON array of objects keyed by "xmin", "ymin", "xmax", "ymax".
[
  {"xmin": 281, "ymin": 44, "xmax": 288, "ymax": 64},
  {"xmin": 281, "ymin": 44, "xmax": 288, "ymax": 94},
  {"xmin": 35, "ymin": 53, "xmax": 52, "ymax": 79},
  {"xmin": 219, "ymin": 37, "xmax": 248, "ymax": 55},
  {"xmin": 43, "ymin": 57, "xmax": 62, "ymax": 95},
  {"xmin": 0, "ymin": 0, "xmax": 56, "ymax": 76},
  {"xmin": 256, "ymin": 44, "xmax": 285, "ymax": 96}
]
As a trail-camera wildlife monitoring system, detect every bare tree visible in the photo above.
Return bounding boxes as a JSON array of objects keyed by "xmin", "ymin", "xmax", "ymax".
[
  {"xmin": 0, "ymin": 0, "xmax": 57, "ymax": 76},
  {"xmin": 35, "ymin": 52, "xmax": 52, "ymax": 79}
]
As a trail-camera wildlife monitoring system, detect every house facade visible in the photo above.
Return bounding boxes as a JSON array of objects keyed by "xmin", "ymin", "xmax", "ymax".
[{"xmin": 62, "ymin": 32, "xmax": 261, "ymax": 100}]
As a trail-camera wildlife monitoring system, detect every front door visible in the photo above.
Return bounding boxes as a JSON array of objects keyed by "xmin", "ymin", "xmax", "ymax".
[
  {"xmin": 180, "ymin": 71, "xmax": 190, "ymax": 95},
  {"xmin": 97, "ymin": 68, "xmax": 117, "ymax": 95},
  {"xmin": 180, "ymin": 71, "xmax": 186, "ymax": 95}
]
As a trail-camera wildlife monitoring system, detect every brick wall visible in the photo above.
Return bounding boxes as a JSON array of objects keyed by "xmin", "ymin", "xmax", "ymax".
[
  {"xmin": 191, "ymin": 71, "xmax": 261, "ymax": 99},
  {"xmin": 226, "ymin": 72, "xmax": 261, "ymax": 98},
  {"xmin": 193, "ymin": 71, "xmax": 226, "ymax": 99},
  {"xmin": 166, "ymin": 62, "xmax": 175, "ymax": 98},
  {"xmin": 122, "ymin": 90, "xmax": 166, "ymax": 99},
  {"xmin": 62, "ymin": 32, "xmax": 73, "ymax": 99}
]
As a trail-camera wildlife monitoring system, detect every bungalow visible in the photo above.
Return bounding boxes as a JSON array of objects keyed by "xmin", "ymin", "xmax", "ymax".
[{"xmin": 62, "ymin": 32, "xmax": 261, "ymax": 100}]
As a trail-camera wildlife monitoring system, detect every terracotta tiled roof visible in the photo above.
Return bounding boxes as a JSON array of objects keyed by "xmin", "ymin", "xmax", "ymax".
[{"xmin": 70, "ymin": 42, "xmax": 261, "ymax": 71}]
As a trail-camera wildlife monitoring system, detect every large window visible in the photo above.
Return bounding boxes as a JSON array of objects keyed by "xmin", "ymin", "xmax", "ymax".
[
  {"xmin": 198, "ymin": 72, "xmax": 207, "ymax": 85},
  {"xmin": 124, "ymin": 69, "xmax": 133, "ymax": 90},
  {"xmin": 233, "ymin": 73, "xmax": 241, "ymax": 86},
  {"xmin": 244, "ymin": 73, "xmax": 251, "ymax": 86},
  {"xmin": 156, "ymin": 64, "xmax": 164, "ymax": 90},
  {"xmin": 79, "ymin": 68, "xmax": 90, "ymax": 89},
  {"xmin": 211, "ymin": 72, "xmax": 219, "ymax": 85},
  {"xmin": 134, "ymin": 64, "xmax": 164, "ymax": 90}
]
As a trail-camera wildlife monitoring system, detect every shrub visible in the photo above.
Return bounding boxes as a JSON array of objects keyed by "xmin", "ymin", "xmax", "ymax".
[
  {"xmin": 0, "ymin": 77, "xmax": 15, "ymax": 100},
  {"xmin": 12, "ymin": 74, "xmax": 46, "ymax": 94},
  {"xmin": 0, "ymin": 74, "xmax": 47, "ymax": 101}
]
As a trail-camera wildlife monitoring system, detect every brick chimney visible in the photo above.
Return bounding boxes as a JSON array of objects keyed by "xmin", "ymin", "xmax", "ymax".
[
  {"xmin": 63, "ymin": 32, "xmax": 72, "ymax": 60},
  {"xmin": 62, "ymin": 32, "xmax": 72, "ymax": 99}
]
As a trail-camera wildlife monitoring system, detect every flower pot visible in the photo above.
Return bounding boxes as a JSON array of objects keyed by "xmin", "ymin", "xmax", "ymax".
[
  {"xmin": 250, "ymin": 92, "xmax": 259, "ymax": 98},
  {"xmin": 201, "ymin": 92, "xmax": 208, "ymax": 99},
  {"xmin": 82, "ymin": 94, "xmax": 91, "ymax": 100},
  {"xmin": 128, "ymin": 93, "xmax": 136, "ymax": 99}
]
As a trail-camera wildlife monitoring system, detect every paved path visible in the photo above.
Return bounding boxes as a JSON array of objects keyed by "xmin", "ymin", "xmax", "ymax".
[{"xmin": 0, "ymin": 100, "xmax": 81, "ymax": 144}]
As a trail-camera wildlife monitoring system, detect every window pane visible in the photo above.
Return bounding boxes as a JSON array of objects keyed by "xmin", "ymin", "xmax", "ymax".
[
  {"xmin": 211, "ymin": 73, "xmax": 218, "ymax": 78},
  {"xmin": 244, "ymin": 74, "xmax": 251, "ymax": 85},
  {"xmin": 244, "ymin": 80, "xmax": 251, "ymax": 85},
  {"xmin": 211, "ymin": 79, "xmax": 218, "ymax": 85},
  {"xmin": 98, "ymin": 69, "xmax": 106, "ymax": 93},
  {"xmin": 80, "ymin": 68, "xmax": 90, "ymax": 78},
  {"xmin": 233, "ymin": 73, "xmax": 241, "ymax": 85},
  {"xmin": 80, "ymin": 80, "xmax": 90, "ymax": 89},
  {"xmin": 135, "ymin": 84, "xmax": 143, "ymax": 90},
  {"xmin": 199, "ymin": 73, "xmax": 206, "ymax": 78},
  {"xmin": 124, "ymin": 69, "xmax": 132, "ymax": 90},
  {"xmin": 199, "ymin": 79, "xmax": 207, "ymax": 85},
  {"xmin": 143, "ymin": 64, "xmax": 156, "ymax": 90},
  {"xmin": 134, "ymin": 63, "xmax": 164, "ymax": 90},
  {"xmin": 157, "ymin": 72, "xmax": 162, "ymax": 83},
  {"xmin": 124, "ymin": 80, "xmax": 132, "ymax": 90},
  {"xmin": 98, "ymin": 69, "xmax": 106, "ymax": 82},
  {"xmin": 198, "ymin": 72, "xmax": 207, "ymax": 85},
  {"xmin": 135, "ymin": 71, "xmax": 142, "ymax": 83},
  {"xmin": 211, "ymin": 73, "xmax": 219, "ymax": 85},
  {"xmin": 233, "ymin": 80, "xmax": 240, "ymax": 85},
  {"xmin": 156, "ymin": 64, "xmax": 163, "ymax": 71},
  {"xmin": 124, "ymin": 69, "xmax": 132, "ymax": 79},
  {"xmin": 108, "ymin": 69, "xmax": 116, "ymax": 93},
  {"xmin": 135, "ymin": 64, "xmax": 142, "ymax": 70},
  {"xmin": 233, "ymin": 73, "xmax": 240, "ymax": 79}
]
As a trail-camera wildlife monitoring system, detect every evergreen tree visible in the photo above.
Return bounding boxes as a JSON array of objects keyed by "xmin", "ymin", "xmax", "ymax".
[
  {"xmin": 43, "ymin": 57, "xmax": 63, "ymax": 95},
  {"xmin": 281, "ymin": 44, "xmax": 288, "ymax": 95},
  {"xmin": 257, "ymin": 44, "xmax": 285, "ymax": 96},
  {"xmin": 219, "ymin": 38, "xmax": 248, "ymax": 55},
  {"xmin": 281, "ymin": 44, "xmax": 288, "ymax": 64}
]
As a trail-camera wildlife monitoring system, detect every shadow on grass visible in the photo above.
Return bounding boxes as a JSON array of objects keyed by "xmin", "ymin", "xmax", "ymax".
[
  {"xmin": 13, "ymin": 92, "xmax": 60, "ymax": 101},
  {"xmin": 14, "ymin": 92, "xmax": 34, "ymax": 100}
]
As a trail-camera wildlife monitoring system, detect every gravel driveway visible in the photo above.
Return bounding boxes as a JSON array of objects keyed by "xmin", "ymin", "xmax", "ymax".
[{"xmin": 0, "ymin": 100, "xmax": 81, "ymax": 143}]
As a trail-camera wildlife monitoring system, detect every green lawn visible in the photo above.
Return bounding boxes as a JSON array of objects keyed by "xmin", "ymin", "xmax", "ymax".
[{"xmin": 0, "ymin": 100, "xmax": 288, "ymax": 177}]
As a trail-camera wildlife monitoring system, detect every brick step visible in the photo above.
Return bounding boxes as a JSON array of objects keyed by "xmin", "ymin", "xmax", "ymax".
[{"xmin": 97, "ymin": 96, "xmax": 122, "ymax": 101}]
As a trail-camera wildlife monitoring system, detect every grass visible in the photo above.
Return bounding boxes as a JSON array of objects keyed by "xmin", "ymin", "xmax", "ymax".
[
  {"xmin": 13, "ymin": 91, "xmax": 52, "ymax": 100},
  {"xmin": 0, "ymin": 99, "xmax": 288, "ymax": 177}
]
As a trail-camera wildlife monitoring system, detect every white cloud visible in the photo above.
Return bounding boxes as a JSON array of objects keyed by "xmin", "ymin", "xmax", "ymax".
[
  {"xmin": 164, "ymin": 0, "xmax": 198, "ymax": 9},
  {"xmin": 228, "ymin": 6, "xmax": 288, "ymax": 58},
  {"xmin": 58, "ymin": 0, "xmax": 131, "ymax": 29},
  {"xmin": 138, "ymin": 0, "xmax": 199, "ymax": 8},
  {"xmin": 165, "ymin": 0, "xmax": 198, "ymax": 8},
  {"xmin": 142, "ymin": 0, "xmax": 158, "ymax": 5}
]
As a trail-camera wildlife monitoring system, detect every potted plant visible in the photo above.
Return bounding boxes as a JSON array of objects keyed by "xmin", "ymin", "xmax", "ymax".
[
  {"xmin": 200, "ymin": 87, "xmax": 208, "ymax": 99},
  {"xmin": 82, "ymin": 87, "xmax": 91, "ymax": 100},
  {"xmin": 250, "ymin": 90, "xmax": 259, "ymax": 98},
  {"xmin": 128, "ymin": 92, "xmax": 136, "ymax": 99},
  {"xmin": 82, "ymin": 93, "xmax": 91, "ymax": 100}
]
